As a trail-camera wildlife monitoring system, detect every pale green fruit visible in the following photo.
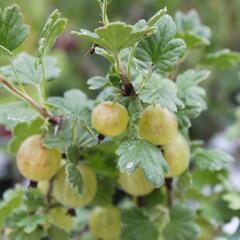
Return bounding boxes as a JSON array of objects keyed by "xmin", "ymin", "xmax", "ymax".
[
  {"xmin": 91, "ymin": 101, "xmax": 129, "ymax": 137},
  {"xmin": 118, "ymin": 167, "xmax": 153, "ymax": 196},
  {"xmin": 17, "ymin": 135, "xmax": 61, "ymax": 181},
  {"xmin": 138, "ymin": 105, "xmax": 178, "ymax": 145},
  {"xmin": 38, "ymin": 181, "xmax": 48, "ymax": 195},
  {"xmin": 89, "ymin": 207, "xmax": 121, "ymax": 240},
  {"xmin": 163, "ymin": 133, "xmax": 190, "ymax": 177},
  {"xmin": 48, "ymin": 207, "xmax": 74, "ymax": 232},
  {"xmin": 52, "ymin": 164, "xmax": 97, "ymax": 208}
]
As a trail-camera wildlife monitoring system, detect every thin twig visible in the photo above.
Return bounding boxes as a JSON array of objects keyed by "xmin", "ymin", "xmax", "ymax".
[
  {"xmin": 0, "ymin": 75, "xmax": 60, "ymax": 124},
  {"xmin": 46, "ymin": 178, "xmax": 54, "ymax": 204}
]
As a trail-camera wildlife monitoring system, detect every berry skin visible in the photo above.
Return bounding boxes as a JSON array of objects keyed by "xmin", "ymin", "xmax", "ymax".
[
  {"xmin": 51, "ymin": 164, "xmax": 97, "ymax": 208},
  {"xmin": 163, "ymin": 133, "xmax": 190, "ymax": 177},
  {"xmin": 48, "ymin": 207, "xmax": 74, "ymax": 232},
  {"xmin": 17, "ymin": 135, "xmax": 61, "ymax": 181},
  {"xmin": 118, "ymin": 167, "xmax": 153, "ymax": 196},
  {"xmin": 89, "ymin": 207, "xmax": 121, "ymax": 240},
  {"xmin": 138, "ymin": 105, "xmax": 178, "ymax": 145},
  {"xmin": 91, "ymin": 101, "xmax": 129, "ymax": 137}
]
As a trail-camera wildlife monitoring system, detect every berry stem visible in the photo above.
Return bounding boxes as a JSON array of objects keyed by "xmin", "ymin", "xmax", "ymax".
[
  {"xmin": 28, "ymin": 180, "xmax": 38, "ymax": 188},
  {"xmin": 67, "ymin": 208, "xmax": 76, "ymax": 217},
  {"xmin": 137, "ymin": 196, "xmax": 145, "ymax": 207},
  {"xmin": 165, "ymin": 178, "xmax": 173, "ymax": 208},
  {"xmin": 46, "ymin": 177, "xmax": 55, "ymax": 206},
  {"xmin": 98, "ymin": 134, "xmax": 105, "ymax": 144}
]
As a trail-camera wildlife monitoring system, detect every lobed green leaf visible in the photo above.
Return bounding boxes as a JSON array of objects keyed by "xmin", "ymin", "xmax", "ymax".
[
  {"xmin": 87, "ymin": 76, "xmax": 109, "ymax": 90},
  {"xmin": 82, "ymin": 142, "xmax": 118, "ymax": 179},
  {"xmin": 67, "ymin": 144, "xmax": 81, "ymax": 164},
  {"xmin": 135, "ymin": 15, "xmax": 186, "ymax": 72},
  {"xmin": 36, "ymin": 9, "xmax": 67, "ymax": 63},
  {"xmin": 202, "ymin": 49, "xmax": 240, "ymax": 69},
  {"xmin": 223, "ymin": 193, "xmax": 240, "ymax": 211},
  {"xmin": 91, "ymin": 177, "xmax": 116, "ymax": 206},
  {"xmin": 48, "ymin": 89, "xmax": 93, "ymax": 119},
  {"xmin": 65, "ymin": 163, "xmax": 83, "ymax": 195},
  {"xmin": 22, "ymin": 189, "xmax": 47, "ymax": 212},
  {"xmin": 0, "ymin": 188, "xmax": 23, "ymax": 227},
  {"xmin": 0, "ymin": 101, "xmax": 39, "ymax": 129},
  {"xmin": 0, "ymin": 53, "xmax": 60, "ymax": 85},
  {"xmin": 121, "ymin": 208, "xmax": 159, "ymax": 240},
  {"xmin": 192, "ymin": 148, "xmax": 234, "ymax": 171},
  {"xmin": 138, "ymin": 75, "xmax": 183, "ymax": 112},
  {"xmin": 163, "ymin": 204, "xmax": 199, "ymax": 240},
  {"xmin": 175, "ymin": 10, "xmax": 211, "ymax": 47},
  {"xmin": 117, "ymin": 138, "xmax": 168, "ymax": 187},
  {"xmin": 176, "ymin": 69, "xmax": 210, "ymax": 128},
  {"xmin": 72, "ymin": 21, "xmax": 155, "ymax": 53},
  {"xmin": 8, "ymin": 227, "xmax": 45, "ymax": 240},
  {"xmin": 43, "ymin": 119, "xmax": 95, "ymax": 152},
  {"xmin": 0, "ymin": 4, "xmax": 29, "ymax": 51}
]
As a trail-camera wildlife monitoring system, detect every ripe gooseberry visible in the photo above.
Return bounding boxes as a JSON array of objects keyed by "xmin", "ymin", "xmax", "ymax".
[
  {"xmin": 163, "ymin": 133, "xmax": 190, "ymax": 177},
  {"xmin": 118, "ymin": 167, "xmax": 153, "ymax": 196},
  {"xmin": 42, "ymin": 164, "xmax": 97, "ymax": 208},
  {"xmin": 138, "ymin": 105, "xmax": 178, "ymax": 145},
  {"xmin": 91, "ymin": 101, "xmax": 129, "ymax": 137},
  {"xmin": 48, "ymin": 207, "xmax": 74, "ymax": 232},
  {"xmin": 89, "ymin": 207, "xmax": 121, "ymax": 240},
  {"xmin": 17, "ymin": 135, "xmax": 61, "ymax": 181}
]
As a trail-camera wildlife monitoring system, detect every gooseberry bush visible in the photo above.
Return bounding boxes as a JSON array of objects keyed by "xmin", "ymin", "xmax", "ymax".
[{"xmin": 0, "ymin": 1, "xmax": 239, "ymax": 240}]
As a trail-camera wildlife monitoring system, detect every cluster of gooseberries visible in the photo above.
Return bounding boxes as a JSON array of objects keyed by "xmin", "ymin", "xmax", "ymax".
[
  {"xmin": 15, "ymin": 101, "xmax": 190, "ymax": 238},
  {"xmin": 16, "ymin": 133, "xmax": 121, "ymax": 238},
  {"xmin": 17, "ymin": 135, "xmax": 97, "ymax": 208},
  {"xmin": 92, "ymin": 101, "xmax": 190, "ymax": 196}
]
